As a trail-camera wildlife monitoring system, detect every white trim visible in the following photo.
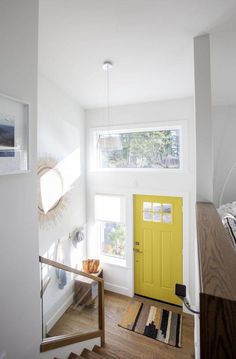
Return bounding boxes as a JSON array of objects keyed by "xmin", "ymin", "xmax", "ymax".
[
  {"xmin": 0, "ymin": 91, "xmax": 30, "ymax": 105},
  {"xmin": 0, "ymin": 92, "xmax": 30, "ymax": 175},
  {"xmin": 89, "ymin": 120, "xmax": 187, "ymax": 173},
  {"xmin": 92, "ymin": 188, "xmax": 190, "ymax": 305},
  {"xmin": 100, "ymin": 255, "xmax": 127, "ymax": 268},
  {"xmin": 95, "ymin": 193, "xmax": 128, "ymax": 264},
  {"xmin": 97, "ymin": 124, "xmax": 182, "ymax": 134},
  {"xmin": 0, "ymin": 169, "xmax": 30, "ymax": 176},
  {"xmin": 90, "ymin": 119, "xmax": 187, "ymax": 132},
  {"xmin": 45, "ymin": 293, "xmax": 73, "ymax": 333},
  {"xmin": 129, "ymin": 190, "xmax": 189, "ymax": 302},
  {"xmin": 92, "ymin": 168, "xmax": 185, "ymax": 175},
  {"xmin": 105, "ymin": 281, "xmax": 133, "ymax": 297}
]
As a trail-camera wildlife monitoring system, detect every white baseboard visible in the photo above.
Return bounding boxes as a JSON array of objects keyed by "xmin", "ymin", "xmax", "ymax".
[
  {"xmin": 46, "ymin": 293, "xmax": 74, "ymax": 333},
  {"xmin": 105, "ymin": 281, "xmax": 132, "ymax": 297}
]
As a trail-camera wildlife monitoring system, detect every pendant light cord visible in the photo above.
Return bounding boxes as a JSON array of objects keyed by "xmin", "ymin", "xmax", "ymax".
[{"xmin": 106, "ymin": 65, "xmax": 111, "ymax": 133}]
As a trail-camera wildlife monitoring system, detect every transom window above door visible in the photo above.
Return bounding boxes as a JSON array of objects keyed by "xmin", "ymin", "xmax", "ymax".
[
  {"xmin": 95, "ymin": 127, "xmax": 182, "ymax": 170},
  {"xmin": 143, "ymin": 201, "xmax": 173, "ymax": 224}
]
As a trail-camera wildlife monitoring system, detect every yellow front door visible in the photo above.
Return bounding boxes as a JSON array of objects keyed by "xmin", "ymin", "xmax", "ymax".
[{"xmin": 134, "ymin": 194, "xmax": 183, "ymax": 306}]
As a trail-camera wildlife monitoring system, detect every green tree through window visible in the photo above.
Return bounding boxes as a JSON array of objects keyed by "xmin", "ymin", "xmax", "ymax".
[
  {"xmin": 101, "ymin": 223, "xmax": 125, "ymax": 258},
  {"xmin": 98, "ymin": 129, "xmax": 180, "ymax": 169}
]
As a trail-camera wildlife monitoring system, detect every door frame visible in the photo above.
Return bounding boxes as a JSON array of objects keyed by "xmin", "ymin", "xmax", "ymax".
[
  {"xmin": 129, "ymin": 189, "xmax": 190, "ymax": 305},
  {"xmin": 87, "ymin": 187, "xmax": 192, "ymax": 307}
]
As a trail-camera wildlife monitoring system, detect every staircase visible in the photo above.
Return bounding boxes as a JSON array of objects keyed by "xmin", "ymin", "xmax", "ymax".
[{"xmin": 55, "ymin": 345, "xmax": 116, "ymax": 359}]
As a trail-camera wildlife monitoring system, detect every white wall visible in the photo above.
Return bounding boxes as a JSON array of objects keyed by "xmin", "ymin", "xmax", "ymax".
[
  {"xmin": 211, "ymin": 27, "xmax": 236, "ymax": 207},
  {"xmin": 213, "ymin": 104, "xmax": 236, "ymax": 206},
  {"xmin": 85, "ymin": 98, "xmax": 196, "ymax": 306},
  {"xmin": 0, "ymin": 1, "xmax": 40, "ymax": 359},
  {"xmin": 38, "ymin": 75, "xmax": 86, "ymax": 333},
  {"xmin": 193, "ymin": 34, "xmax": 213, "ymax": 359},
  {"xmin": 194, "ymin": 34, "xmax": 213, "ymax": 202},
  {"xmin": 38, "ymin": 74, "xmax": 86, "ymax": 250}
]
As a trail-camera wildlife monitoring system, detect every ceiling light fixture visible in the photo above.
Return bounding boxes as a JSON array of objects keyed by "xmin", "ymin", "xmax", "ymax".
[{"xmin": 98, "ymin": 61, "xmax": 122, "ymax": 151}]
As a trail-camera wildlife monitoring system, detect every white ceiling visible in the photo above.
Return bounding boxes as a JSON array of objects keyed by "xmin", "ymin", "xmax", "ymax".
[{"xmin": 38, "ymin": 0, "xmax": 236, "ymax": 109}]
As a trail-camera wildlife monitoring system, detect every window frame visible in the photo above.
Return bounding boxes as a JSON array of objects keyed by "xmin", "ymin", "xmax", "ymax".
[
  {"xmin": 95, "ymin": 194, "xmax": 127, "ymax": 266},
  {"xmin": 90, "ymin": 122, "xmax": 184, "ymax": 172}
]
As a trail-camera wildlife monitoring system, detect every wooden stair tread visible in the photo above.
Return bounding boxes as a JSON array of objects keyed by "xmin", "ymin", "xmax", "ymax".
[
  {"xmin": 92, "ymin": 345, "xmax": 136, "ymax": 359},
  {"xmin": 68, "ymin": 353, "xmax": 84, "ymax": 359},
  {"xmin": 93, "ymin": 345, "xmax": 116, "ymax": 359},
  {"xmin": 81, "ymin": 348, "xmax": 104, "ymax": 359}
]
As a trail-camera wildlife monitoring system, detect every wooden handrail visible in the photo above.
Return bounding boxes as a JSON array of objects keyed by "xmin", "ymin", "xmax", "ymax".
[
  {"xmin": 196, "ymin": 202, "xmax": 236, "ymax": 359},
  {"xmin": 39, "ymin": 256, "xmax": 103, "ymax": 282},
  {"xmin": 197, "ymin": 202, "xmax": 236, "ymax": 300},
  {"xmin": 40, "ymin": 330, "xmax": 103, "ymax": 352},
  {"xmin": 39, "ymin": 256, "xmax": 105, "ymax": 352}
]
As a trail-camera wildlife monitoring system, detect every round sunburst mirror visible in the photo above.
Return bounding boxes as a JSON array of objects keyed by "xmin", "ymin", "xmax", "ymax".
[{"xmin": 37, "ymin": 156, "xmax": 67, "ymax": 228}]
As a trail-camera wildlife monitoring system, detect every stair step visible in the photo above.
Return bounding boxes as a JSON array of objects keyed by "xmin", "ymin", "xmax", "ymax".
[
  {"xmin": 68, "ymin": 353, "xmax": 84, "ymax": 359},
  {"xmin": 92, "ymin": 345, "xmax": 128, "ymax": 359},
  {"xmin": 92, "ymin": 345, "xmax": 116, "ymax": 359},
  {"xmin": 81, "ymin": 348, "xmax": 104, "ymax": 359}
]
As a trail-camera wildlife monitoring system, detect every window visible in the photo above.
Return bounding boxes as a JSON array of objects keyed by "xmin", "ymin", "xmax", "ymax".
[
  {"xmin": 95, "ymin": 194, "xmax": 126, "ymax": 260},
  {"xmin": 143, "ymin": 202, "xmax": 173, "ymax": 224},
  {"xmin": 96, "ymin": 128, "xmax": 181, "ymax": 169}
]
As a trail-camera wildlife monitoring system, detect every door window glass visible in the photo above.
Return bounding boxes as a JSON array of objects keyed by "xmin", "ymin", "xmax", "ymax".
[
  {"xmin": 143, "ymin": 201, "xmax": 173, "ymax": 223},
  {"xmin": 163, "ymin": 203, "xmax": 172, "ymax": 213},
  {"xmin": 153, "ymin": 213, "xmax": 162, "ymax": 222},
  {"xmin": 153, "ymin": 203, "xmax": 161, "ymax": 212},
  {"xmin": 143, "ymin": 202, "xmax": 152, "ymax": 211},
  {"xmin": 143, "ymin": 211, "xmax": 153, "ymax": 221},
  {"xmin": 163, "ymin": 214, "xmax": 172, "ymax": 223}
]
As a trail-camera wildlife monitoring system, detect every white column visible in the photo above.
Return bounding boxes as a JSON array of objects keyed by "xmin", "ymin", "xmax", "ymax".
[
  {"xmin": 194, "ymin": 34, "xmax": 213, "ymax": 359},
  {"xmin": 194, "ymin": 34, "xmax": 213, "ymax": 202},
  {"xmin": 0, "ymin": 1, "xmax": 40, "ymax": 359}
]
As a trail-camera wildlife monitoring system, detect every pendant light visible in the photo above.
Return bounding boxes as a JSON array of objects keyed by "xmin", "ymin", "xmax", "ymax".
[{"xmin": 98, "ymin": 61, "xmax": 122, "ymax": 151}]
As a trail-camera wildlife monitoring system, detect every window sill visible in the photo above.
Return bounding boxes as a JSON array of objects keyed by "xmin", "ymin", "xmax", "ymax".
[
  {"xmin": 100, "ymin": 255, "xmax": 127, "ymax": 268},
  {"xmin": 91, "ymin": 167, "xmax": 184, "ymax": 173}
]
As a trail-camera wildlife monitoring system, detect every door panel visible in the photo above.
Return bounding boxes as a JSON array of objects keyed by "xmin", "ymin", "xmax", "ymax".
[
  {"xmin": 143, "ymin": 228, "xmax": 154, "ymax": 284},
  {"xmin": 160, "ymin": 231, "xmax": 172, "ymax": 289},
  {"xmin": 134, "ymin": 194, "xmax": 182, "ymax": 305}
]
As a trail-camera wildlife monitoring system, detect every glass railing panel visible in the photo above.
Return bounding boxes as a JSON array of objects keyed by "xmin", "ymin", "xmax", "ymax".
[{"xmin": 40, "ymin": 261, "xmax": 99, "ymax": 339}]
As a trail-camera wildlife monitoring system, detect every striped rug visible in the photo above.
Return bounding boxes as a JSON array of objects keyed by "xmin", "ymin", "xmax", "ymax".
[{"xmin": 118, "ymin": 300, "xmax": 182, "ymax": 347}]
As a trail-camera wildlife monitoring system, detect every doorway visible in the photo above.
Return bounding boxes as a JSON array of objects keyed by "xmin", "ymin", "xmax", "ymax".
[{"xmin": 133, "ymin": 194, "xmax": 183, "ymax": 305}]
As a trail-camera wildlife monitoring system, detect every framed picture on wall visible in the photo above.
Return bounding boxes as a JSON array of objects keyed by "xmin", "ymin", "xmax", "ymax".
[{"xmin": 0, "ymin": 93, "xmax": 29, "ymax": 175}]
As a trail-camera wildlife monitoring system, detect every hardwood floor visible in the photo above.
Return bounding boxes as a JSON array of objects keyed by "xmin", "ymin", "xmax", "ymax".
[
  {"xmin": 48, "ymin": 303, "xmax": 99, "ymax": 337},
  {"xmin": 49, "ymin": 291, "xmax": 195, "ymax": 358},
  {"xmin": 103, "ymin": 291, "xmax": 195, "ymax": 359}
]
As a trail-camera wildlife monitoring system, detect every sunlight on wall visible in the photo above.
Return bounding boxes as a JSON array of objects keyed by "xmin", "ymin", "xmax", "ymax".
[
  {"xmin": 40, "ymin": 148, "xmax": 81, "ymax": 214},
  {"xmin": 40, "ymin": 168, "xmax": 63, "ymax": 214},
  {"xmin": 57, "ymin": 148, "xmax": 81, "ymax": 195}
]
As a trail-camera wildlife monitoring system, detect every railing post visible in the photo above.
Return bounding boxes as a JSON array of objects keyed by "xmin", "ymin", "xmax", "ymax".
[{"xmin": 98, "ymin": 280, "xmax": 105, "ymax": 346}]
